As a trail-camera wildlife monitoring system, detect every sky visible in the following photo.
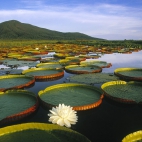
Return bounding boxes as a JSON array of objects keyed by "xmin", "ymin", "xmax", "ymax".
[{"xmin": 0, "ymin": 0, "xmax": 142, "ymax": 40}]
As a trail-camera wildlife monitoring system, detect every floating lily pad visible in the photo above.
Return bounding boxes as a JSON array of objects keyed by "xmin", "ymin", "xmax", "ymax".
[
  {"xmin": 0, "ymin": 90, "xmax": 38, "ymax": 125},
  {"xmin": 18, "ymin": 56, "xmax": 40, "ymax": 61},
  {"xmin": 114, "ymin": 68, "xmax": 142, "ymax": 81},
  {"xmin": 122, "ymin": 130, "xmax": 142, "ymax": 142},
  {"xmin": 40, "ymin": 58, "xmax": 58, "ymax": 63},
  {"xmin": 0, "ymin": 69, "xmax": 23, "ymax": 75},
  {"xmin": 87, "ymin": 54, "xmax": 101, "ymax": 59},
  {"xmin": 80, "ymin": 60, "xmax": 112, "ymax": 68},
  {"xmin": 65, "ymin": 65, "xmax": 102, "ymax": 74},
  {"xmin": 54, "ymin": 53, "xmax": 71, "ymax": 59},
  {"xmin": 2, "ymin": 59, "xmax": 38, "ymax": 68},
  {"xmin": 7, "ymin": 53, "xmax": 23, "ymax": 59},
  {"xmin": 22, "ymin": 68, "xmax": 64, "ymax": 80},
  {"xmin": 36, "ymin": 62, "xmax": 63, "ymax": 69},
  {"xmin": 0, "ymin": 75, "xmax": 35, "ymax": 91},
  {"xmin": 59, "ymin": 58, "xmax": 80, "ymax": 66},
  {"xmin": 69, "ymin": 73, "xmax": 119, "ymax": 84},
  {"xmin": 0, "ymin": 123, "xmax": 91, "ymax": 142},
  {"xmin": 26, "ymin": 50, "xmax": 48, "ymax": 55},
  {"xmin": 79, "ymin": 54, "xmax": 100, "ymax": 59},
  {"xmin": 101, "ymin": 81, "xmax": 142, "ymax": 104},
  {"xmin": 65, "ymin": 56, "xmax": 86, "ymax": 62},
  {"xmin": 38, "ymin": 83, "xmax": 103, "ymax": 111}
]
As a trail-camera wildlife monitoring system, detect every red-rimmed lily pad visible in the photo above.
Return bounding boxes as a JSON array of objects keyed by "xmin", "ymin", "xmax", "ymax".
[
  {"xmin": 0, "ymin": 69, "xmax": 23, "ymax": 75},
  {"xmin": 114, "ymin": 68, "xmax": 142, "ymax": 81},
  {"xmin": 38, "ymin": 83, "xmax": 104, "ymax": 111},
  {"xmin": 0, "ymin": 123, "xmax": 91, "ymax": 142},
  {"xmin": 0, "ymin": 90, "xmax": 38, "ymax": 125},
  {"xmin": 22, "ymin": 68, "xmax": 64, "ymax": 80},
  {"xmin": 18, "ymin": 56, "xmax": 41, "ymax": 61},
  {"xmin": 59, "ymin": 59, "xmax": 80, "ymax": 66},
  {"xmin": 69, "ymin": 73, "xmax": 119, "ymax": 84},
  {"xmin": 65, "ymin": 65, "xmax": 102, "ymax": 74},
  {"xmin": 0, "ymin": 75, "xmax": 35, "ymax": 91},
  {"xmin": 80, "ymin": 60, "xmax": 112, "ymax": 68},
  {"xmin": 2, "ymin": 59, "xmax": 38, "ymax": 68},
  {"xmin": 36, "ymin": 62, "xmax": 63, "ymax": 69},
  {"xmin": 101, "ymin": 81, "xmax": 142, "ymax": 104},
  {"xmin": 122, "ymin": 130, "xmax": 142, "ymax": 142}
]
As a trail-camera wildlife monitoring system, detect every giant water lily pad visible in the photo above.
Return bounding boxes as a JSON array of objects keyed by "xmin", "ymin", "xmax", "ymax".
[
  {"xmin": 2, "ymin": 59, "xmax": 38, "ymax": 68},
  {"xmin": 7, "ymin": 53, "xmax": 23, "ymax": 59},
  {"xmin": 65, "ymin": 65, "xmax": 102, "ymax": 74},
  {"xmin": 0, "ymin": 90, "xmax": 38, "ymax": 125},
  {"xmin": 22, "ymin": 68, "xmax": 64, "ymax": 80},
  {"xmin": 65, "ymin": 56, "xmax": 86, "ymax": 62},
  {"xmin": 18, "ymin": 56, "xmax": 40, "ymax": 61},
  {"xmin": 0, "ymin": 123, "xmax": 91, "ymax": 142},
  {"xmin": 80, "ymin": 60, "xmax": 112, "ymax": 68},
  {"xmin": 36, "ymin": 62, "xmax": 63, "ymax": 69},
  {"xmin": 69, "ymin": 73, "xmax": 119, "ymax": 84},
  {"xmin": 54, "ymin": 53, "xmax": 71, "ymax": 59},
  {"xmin": 101, "ymin": 81, "xmax": 142, "ymax": 104},
  {"xmin": 0, "ymin": 69, "xmax": 23, "ymax": 75},
  {"xmin": 59, "ymin": 59, "xmax": 80, "ymax": 66},
  {"xmin": 122, "ymin": 130, "xmax": 142, "ymax": 142},
  {"xmin": 38, "ymin": 83, "xmax": 103, "ymax": 111},
  {"xmin": 0, "ymin": 75, "xmax": 35, "ymax": 91},
  {"xmin": 114, "ymin": 68, "xmax": 142, "ymax": 81}
]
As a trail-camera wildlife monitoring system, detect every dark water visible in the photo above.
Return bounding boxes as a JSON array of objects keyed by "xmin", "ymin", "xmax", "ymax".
[{"xmin": 1, "ymin": 50, "xmax": 142, "ymax": 142}]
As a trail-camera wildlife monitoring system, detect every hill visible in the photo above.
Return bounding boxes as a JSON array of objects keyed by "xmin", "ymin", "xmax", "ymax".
[{"xmin": 0, "ymin": 20, "xmax": 101, "ymax": 40}]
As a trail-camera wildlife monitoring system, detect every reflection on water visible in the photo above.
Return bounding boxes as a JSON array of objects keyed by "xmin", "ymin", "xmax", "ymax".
[
  {"xmin": 0, "ymin": 50, "xmax": 142, "ymax": 142},
  {"xmin": 100, "ymin": 50, "xmax": 142, "ymax": 73}
]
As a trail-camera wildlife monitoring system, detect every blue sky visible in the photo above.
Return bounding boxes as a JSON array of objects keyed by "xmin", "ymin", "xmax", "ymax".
[{"xmin": 0, "ymin": 0, "xmax": 142, "ymax": 40}]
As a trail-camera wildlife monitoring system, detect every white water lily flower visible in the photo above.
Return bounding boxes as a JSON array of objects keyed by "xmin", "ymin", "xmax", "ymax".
[{"xmin": 48, "ymin": 104, "xmax": 78, "ymax": 128}]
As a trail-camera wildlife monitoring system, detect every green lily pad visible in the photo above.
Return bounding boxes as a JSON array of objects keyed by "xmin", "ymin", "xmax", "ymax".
[
  {"xmin": 38, "ymin": 83, "xmax": 103, "ymax": 111},
  {"xmin": 36, "ymin": 62, "xmax": 63, "ymax": 69},
  {"xmin": 114, "ymin": 68, "xmax": 142, "ymax": 81},
  {"xmin": 69, "ymin": 73, "xmax": 119, "ymax": 84},
  {"xmin": 122, "ymin": 130, "xmax": 142, "ymax": 142},
  {"xmin": 59, "ymin": 59, "xmax": 80, "ymax": 66},
  {"xmin": 0, "ymin": 69, "xmax": 23, "ymax": 75},
  {"xmin": 2, "ymin": 59, "xmax": 38, "ymax": 68},
  {"xmin": 101, "ymin": 81, "xmax": 142, "ymax": 104},
  {"xmin": 0, "ymin": 123, "xmax": 91, "ymax": 142},
  {"xmin": 0, "ymin": 75, "xmax": 35, "ymax": 91},
  {"xmin": 65, "ymin": 65, "xmax": 102, "ymax": 74},
  {"xmin": 0, "ymin": 90, "xmax": 38, "ymax": 124},
  {"xmin": 80, "ymin": 60, "xmax": 112, "ymax": 68},
  {"xmin": 22, "ymin": 68, "xmax": 64, "ymax": 80}
]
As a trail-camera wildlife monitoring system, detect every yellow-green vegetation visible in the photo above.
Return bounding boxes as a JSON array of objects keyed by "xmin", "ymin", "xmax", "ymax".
[
  {"xmin": 0, "ymin": 75, "xmax": 35, "ymax": 91},
  {"xmin": 69, "ymin": 73, "xmax": 119, "ymax": 84},
  {"xmin": 0, "ymin": 39, "xmax": 142, "ymax": 49},
  {"xmin": 122, "ymin": 130, "xmax": 142, "ymax": 142},
  {"xmin": 38, "ymin": 83, "xmax": 103, "ymax": 110},
  {"xmin": 0, "ymin": 90, "xmax": 37, "ymax": 121},
  {"xmin": 101, "ymin": 81, "xmax": 142, "ymax": 104},
  {"xmin": 115, "ymin": 68, "xmax": 142, "ymax": 78},
  {"xmin": 0, "ymin": 123, "xmax": 91, "ymax": 142}
]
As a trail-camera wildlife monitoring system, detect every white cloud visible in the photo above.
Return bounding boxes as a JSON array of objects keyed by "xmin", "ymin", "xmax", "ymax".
[{"xmin": 0, "ymin": 2, "xmax": 142, "ymax": 40}]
